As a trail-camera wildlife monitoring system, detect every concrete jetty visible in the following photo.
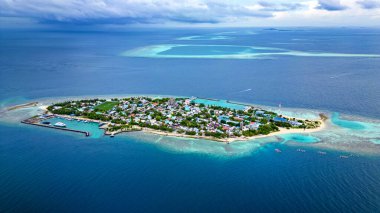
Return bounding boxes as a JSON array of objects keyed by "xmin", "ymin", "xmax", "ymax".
[{"xmin": 21, "ymin": 117, "xmax": 90, "ymax": 137}]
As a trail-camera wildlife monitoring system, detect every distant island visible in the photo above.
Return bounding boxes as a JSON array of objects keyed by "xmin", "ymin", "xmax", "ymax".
[{"xmin": 22, "ymin": 97, "xmax": 325, "ymax": 142}]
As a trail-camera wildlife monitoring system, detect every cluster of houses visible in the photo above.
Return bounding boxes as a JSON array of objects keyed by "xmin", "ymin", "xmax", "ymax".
[{"xmin": 48, "ymin": 97, "xmax": 308, "ymax": 138}]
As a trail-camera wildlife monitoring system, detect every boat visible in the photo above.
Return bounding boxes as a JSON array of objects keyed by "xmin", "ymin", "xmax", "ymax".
[
  {"xmin": 297, "ymin": 149, "xmax": 306, "ymax": 152},
  {"xmin": 42, "ymin": 121, "xmax": 51, "ymax": 125},
  {"xmin": 340, "ymin": 155, "xmax": 349, "ymax": 159},
  {"xmin": 54, "ymin": 122, "xmax": 66, "ymax": 127},
  {"xmin": 318, "ymin": 151, "xmax": 327, "ymax": 155},
  {"xmin": 275, "ymin": 148, "xmax": 282, "ymax": 153}
]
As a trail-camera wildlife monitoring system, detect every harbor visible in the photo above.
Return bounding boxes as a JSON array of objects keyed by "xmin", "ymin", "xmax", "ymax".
[
  {"xmin": 21, "ymin": 115, "xmax": 105, "ymax": 138},
  {"xmin": 21, "ymin": 113, "xmax": 143, "ymax": 138}
]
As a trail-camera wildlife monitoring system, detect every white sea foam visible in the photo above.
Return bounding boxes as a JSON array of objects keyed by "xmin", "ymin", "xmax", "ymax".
[{"xmin": 237, "ymin": 88, "xmax": 252, "ymax": 93}]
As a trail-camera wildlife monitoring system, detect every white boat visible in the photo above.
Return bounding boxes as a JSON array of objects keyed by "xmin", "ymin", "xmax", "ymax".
[{"xmin": 54, "ymin": 122, "xmax": 66, "ymax": 127}]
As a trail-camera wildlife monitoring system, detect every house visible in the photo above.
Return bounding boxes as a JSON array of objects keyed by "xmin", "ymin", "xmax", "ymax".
[
  {"xmin": 244, "ymin": 106, "xmax": 252, "ymax": 112},
  {"xmin": 248, "ymin": 122, "xmax": 261, "ymax": 130},
  {"xmin": 184, "ymin": 99, "xmax": 191, "ymax": 105},
  {"xmin": 289, "ymin": 121, "xmax": 302, "ymax": 126},
  {"xmin": 164, "ymin": 120, "xmax": 172, "ymax": 125},
  {"xmin": 168, "ymin": 98, "xmax": 177, "ymax": 107},
  {"xmin": 255, "ymin": 110, "xmax": 265, "ymax": 116},
  {"xmin": 222, "ymin": 124, "xmax": 230, "ymax": 131},
  {"xmin": 228, "ymin": 120, "xmax": 239, "ymax": 126},
  {"xmin": 216, "ymin": 129, "xmax": 224, "ymax": 134},
  {"xmin": 218, "ymin": 115, "xmax": 230, "ymax": 122}
]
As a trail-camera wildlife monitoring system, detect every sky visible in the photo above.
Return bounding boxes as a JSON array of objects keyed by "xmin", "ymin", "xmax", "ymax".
[{"xmin": 0, "ymin": 0, "xmax": 379, "ymax": 28}]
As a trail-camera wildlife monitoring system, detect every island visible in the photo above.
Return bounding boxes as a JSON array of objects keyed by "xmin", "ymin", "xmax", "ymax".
[{"xmin": 21, "ymin": 97, "xmax": 325, "ymax": 142}]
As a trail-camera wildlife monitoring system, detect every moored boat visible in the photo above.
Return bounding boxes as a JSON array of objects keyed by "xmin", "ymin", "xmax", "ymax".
[{"xmin": 54, "ymin": 122, "xmax": 66, "ymax": 127}]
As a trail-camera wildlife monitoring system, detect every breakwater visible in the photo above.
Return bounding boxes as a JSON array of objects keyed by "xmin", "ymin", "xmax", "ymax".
[{"xmin": 21, "ymin": 116, "xmax": 90, "ymax": 137}]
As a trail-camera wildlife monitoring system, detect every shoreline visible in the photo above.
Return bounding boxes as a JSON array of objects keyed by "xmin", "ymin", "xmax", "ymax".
[
  {"xmin": 6, "ymin": 102, "xmax": 39, "ymax": 111},
  {"xmin": 138, "ymin": 120, "xmax": 326, "ymax": 143},
  {"xmin": 24, "ymin": 109, "xmax": 326, "ymax": 143},
  {"xmin": 2, "ymin": 97, "xmax": 380, "ymax": 156},
  {"xmin": 32, "ymin": 97, "xmax": 327, "ymax": 142},
  {"xmin": 3, "ymin": 98, "xmax": 327, "ymax": 143}
]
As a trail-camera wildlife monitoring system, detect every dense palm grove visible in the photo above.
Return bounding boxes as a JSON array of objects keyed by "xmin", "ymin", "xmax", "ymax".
[{"xmin": 47, "ymin": 97, "xmax": 320, "ymax": 139}]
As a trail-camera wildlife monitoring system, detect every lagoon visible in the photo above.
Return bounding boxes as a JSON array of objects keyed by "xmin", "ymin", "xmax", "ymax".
[{"xmin": 331, "ymin": 112, "xmax": 367, "ymax": 130}]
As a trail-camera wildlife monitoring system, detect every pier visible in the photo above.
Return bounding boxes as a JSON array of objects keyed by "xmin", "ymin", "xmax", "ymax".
[{"xmin": 21, "ymin": 117, "xmax": 90, "ymax": 137}]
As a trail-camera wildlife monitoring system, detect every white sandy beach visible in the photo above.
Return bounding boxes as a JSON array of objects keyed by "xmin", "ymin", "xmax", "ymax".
[
  {"xmin": 140, "ymin": 119, "xmax": 326, "ymax": 143},
  {"xmin": 4, "ymin": 101, "xmax": 327, "ymax": 143}
]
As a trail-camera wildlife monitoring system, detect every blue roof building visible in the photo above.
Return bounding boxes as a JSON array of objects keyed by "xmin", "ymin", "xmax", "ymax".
[
  {"xmin": 218, "ymin": 115, "xmax": 230, "ymax": 122},
  {"xmin": 255, "ymin": 110, "xmax": 265, "ymax": 115},
  {"xmin": 289, "ymin": 121, "xmax": 302, "ymax": 126},
  {"xmin": 273, "ymin": 117, "xmax": 288, "ymax": 122}
]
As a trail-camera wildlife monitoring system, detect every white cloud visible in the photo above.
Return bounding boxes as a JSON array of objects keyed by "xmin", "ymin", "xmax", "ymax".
[
  {"xmin": 0, "ymin": 0, "xmax": 272, "ymax": 24},
  {"xmin": 0, "ymin": 0, "xmax": 379, "ymax": 27},
  {"xmin": 357, "ymin": 0, "xmax": 380, "ymax": 9},
  {"xmin": 316, "ymin": 0, "xmax": 347, "ymax": 11},
  {"xmin": 268, "ymin": 0, "xmax": 380, "ymax": 27}
]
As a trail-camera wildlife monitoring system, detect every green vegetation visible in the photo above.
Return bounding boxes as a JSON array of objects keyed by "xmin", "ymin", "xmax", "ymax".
[
  {"xmin": 94, "ymin": 101, "xmax": 118, "ymax": 112},
  {"xmin": 205, "ymin": 131, "xmax": 227, "ymax": 138},
  {"xmin": 46, "ymin": 97, "xmax": 321, "ymax": 141}
]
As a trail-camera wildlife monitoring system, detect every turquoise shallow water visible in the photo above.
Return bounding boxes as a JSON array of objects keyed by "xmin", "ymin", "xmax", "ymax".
[
  {"xmin": 44, "ymin": 117, "xmax": 104, "ymax": 138},
  {"xmin": 280, "ymin": 134, "xmax": 321, "ymax": 143},
  {"xmin": 159, "ymin": 45, "xmax": 283, "ymax": 55},
  {"xmin": 122, "ymin": 44, "xmax": 380, "ymax": 59},
  {"xmin": 331, "ymin": 112, "xmax": 367, "ymax": 130}
]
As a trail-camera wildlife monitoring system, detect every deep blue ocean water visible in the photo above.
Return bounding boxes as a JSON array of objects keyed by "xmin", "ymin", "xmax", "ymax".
[{"xmin": 1, "ymin": 27, "xmax": 380, "ymax": 212}]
